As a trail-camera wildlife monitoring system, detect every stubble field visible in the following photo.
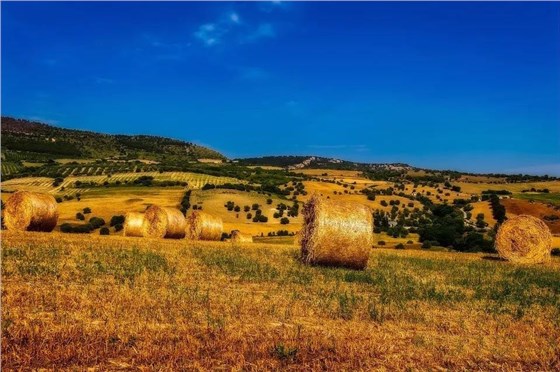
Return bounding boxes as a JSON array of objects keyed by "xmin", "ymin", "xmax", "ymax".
[{"xmin": 2, "ymin": 231, "xmax": 560, "ymax": 370}]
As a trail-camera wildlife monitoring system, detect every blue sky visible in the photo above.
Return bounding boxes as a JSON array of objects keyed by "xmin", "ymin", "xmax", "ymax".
[{"xmin": 2, "ymin": 1, "xmax": 559, "ymax": 175}]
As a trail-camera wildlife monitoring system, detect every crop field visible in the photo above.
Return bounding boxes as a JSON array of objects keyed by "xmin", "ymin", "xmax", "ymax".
[
  {"xmin": 456, "ymin": 181, "xmax": 560, "ymax": 195},
  {"xmin": 1, "ymin": 171, "xmax": 242, "ymax": 196},
  {"xmin": 514, "ymin": 192, "xmax": 560, "ymax": 207},
  {"xmin": 2, "ymin": 231, "xmax": 560, "ymax": 370},
  {"xmin": 502, "ymin": 198, "xmax": 560, "ymax": 234},
  {"xmin": 190, "ymin": 188, "xmax": 302, "ymax": 236},
  {"xmin": 1, "ymin": 161, "xmax": 23, "ymax": 176},
  {"xmin": 300, "ymin": 180, "xmax": 422, "ymax": 212}
]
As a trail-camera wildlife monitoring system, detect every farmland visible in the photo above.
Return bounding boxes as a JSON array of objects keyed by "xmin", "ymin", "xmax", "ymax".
[{"xmin": 2, "ymin": 231, "xmax": 560, "ymax": 370}]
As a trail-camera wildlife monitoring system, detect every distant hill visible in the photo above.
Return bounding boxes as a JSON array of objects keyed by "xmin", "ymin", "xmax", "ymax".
[
  {"xmin": 1, "ymin": 117, "xmax": 226, "ymax": 161},
  {"xmin": 236, "ymin": 155, "xmax": 411, "ymax": 171}
]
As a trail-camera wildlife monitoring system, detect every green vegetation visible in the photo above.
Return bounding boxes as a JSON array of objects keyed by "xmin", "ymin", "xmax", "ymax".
[{"xmin": 514, "ymin": 192, "xmax": 560, "ymax": 206}]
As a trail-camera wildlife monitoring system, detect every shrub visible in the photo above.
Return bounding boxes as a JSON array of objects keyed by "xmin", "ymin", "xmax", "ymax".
[
  {"xmin": 55, "ymin": 197, "xmax": 63, "ymax": 203},
  {"xmin": 110, "ymin": 215, "xmax": 125, "ymax": 227},
  {"xmin": 378, "ymin": 241, "xmax": 386, "ymax": 246},
  {"xmin": 246, "ymin": 213, "xmax": 252, "ymax": 219},
  {"xmin": 89, "ymin": 217, "xmax": 106, "ymax": 229},
  {"xmin": 552, "ymin": 248, "xmax": 560, "ymax": 256},
  {"xmin": 100, "ymin": 227, "xmax": 110, "ymax": 235},
  {"xmin": 114, "ymin": 223, "xmax": 124, "ymax": 232},
  {"xmin": 421, "ymin": 241, "xmax": 432, "ymax": 249},
  {"xmin": 407, "ymin": 240, "xmax": 413, "ymax": 244},
  {"xmin": 395, "ymin": 243, "xmax": 405, "ymax": 249},
  {"xmin": 280, "ymin": 217, "xmax": 290, "ymax": 225},
  {"xmin": 83, "ymin": 207, "xmax": 92, "ymax": 214},
  {"xmin": 76, "ymin": 212, "xmax": 85, "ymax": 221}
]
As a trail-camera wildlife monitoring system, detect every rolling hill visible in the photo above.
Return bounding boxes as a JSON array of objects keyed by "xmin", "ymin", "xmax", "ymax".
[{"xmin": 1, "ymin": 117, "xmax": 226, "ymax": 162}]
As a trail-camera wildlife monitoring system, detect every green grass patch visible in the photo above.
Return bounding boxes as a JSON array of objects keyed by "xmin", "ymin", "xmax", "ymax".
[{"xmin": 514, "ymin": 193, "xmax": 560, "ymax": 206}]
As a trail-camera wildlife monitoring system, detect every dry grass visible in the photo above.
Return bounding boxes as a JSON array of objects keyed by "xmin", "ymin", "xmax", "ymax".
[
  {"xmin": 470, "ymin": 201, "xmax": 497, "ymax": 226},
  {"xmin": 231, "ymin": 230, "xmax": 253, "ymax": 243},
  {"xmin": 456, "ymin": 181, "xmax": 560, "ymax": 195},
  {"xmin": 2, "ymin": 231, "xmax": 560, "ymax": 370},
  {"xmin": 190, "ymin": 189, "xmax": 302, "ymax": 236},
  {"xmin": 502, "ymin": 198, "xmax": 560, "ymax": 234}
]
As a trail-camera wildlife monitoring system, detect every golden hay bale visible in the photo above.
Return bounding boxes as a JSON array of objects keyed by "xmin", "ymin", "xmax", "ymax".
[
  {"xmin": 3, "ymin": 191, "xmax": 58, "ymax": 232},
  {"xmin": 185, "ymin": 211, "xmax": 223, "ymax": 241},
  {"xmin": 142, "ymin": 205, "xmax": 186, "ymax": 239},
  {"xmin": 124, "ymin": 212, "xmax": 144, "ymax": 237},
  {"xmin": 301, "ymin": 195, "xmax": 373, "ymax": 270},
  {"xmin": 231, "ymin": 230, "xmax": 253, "ymax": 243},
  {"xmin": 495, "ymin": 215, "xmax": 552, "ymax": 264}
]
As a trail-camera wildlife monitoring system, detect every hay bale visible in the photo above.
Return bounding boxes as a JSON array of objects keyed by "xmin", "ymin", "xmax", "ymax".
[
  {"xmin": 124, "ymin": 212, "xmax": 144, "ymax": 237},
  {"xmin": 231, "ymin": 230, "xmax": 253, "ymax": 243},
  {"xmin": 4, "ymin": 191, "xmax": 58, "ymax": 232},
  {"xmin": 495, "ymin": 215, "xmax": 552, "ymax": 264},
  {"xmin": 300, "ymin": 195, "xmax": 373, "ymax": 270},
  {"xmin": 185, "ymin": 211, "xmax": 223, "ymax": 241},
  {"xmin": 142, "ymin": 205, "xmax": 186, "ymax": 239}
]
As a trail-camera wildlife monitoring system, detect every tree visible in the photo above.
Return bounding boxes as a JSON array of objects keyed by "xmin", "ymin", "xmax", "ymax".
[
  {"xmin": 280, "ymin": 217, "xmax": 290, "ymax": 225},
  {"xmin": 252, "ymin": 203, "xmax": 260, "ymax": 210},
  {"xmin": 110, "ymin": 215, "xmax": 125, "ymax": 227},
  {"xmin": 83, "ymin": 207, "xmax": 92, "ymax": 214},
  {"xmin": 266, "ymin": 198, "xmax": 273, "ymax": 205},
  {"xmin": 234, "ymin": 205, "xmax": 241, "ymax": 212},
  {"xmin": 246, "ymin": 213, "xmax": 253, "ymax": 219},
  {"xmin": 89, "ymin": 217, "xmax": 106, "ymax": 229},
  {"xmin": 100, "ymin": 227, "xmax": 110, "ymax": 235},
  {"xmin": 76, "ymin": 212, "xmax": 85, "ymax": 221}
]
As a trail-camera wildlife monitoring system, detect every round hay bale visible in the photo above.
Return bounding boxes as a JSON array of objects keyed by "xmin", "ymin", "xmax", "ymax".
[
  {"xmin": 301, "ymin": 195, "xmax": 373, "ymax": 270},
  {"xmin": 124, "ymin": 212, "xmax": 144, "ymax": 237},
  {"xmin": 4, "ymin": 191, "xmax": 58, "ymax": 232},
  {"xmin": 231, "ymin": 230, "xmax": 253, "ymax": 243},
  {"xmin": 495, "ymin": 215, "xmax": 552, "ymax": 264},
  {"xmin": 142, "ymin": 205, "xmax": 186, "ymax": 239},
  {"xmin": 185, "ymin": 211, "xmax": 223, "ymax": 241}
]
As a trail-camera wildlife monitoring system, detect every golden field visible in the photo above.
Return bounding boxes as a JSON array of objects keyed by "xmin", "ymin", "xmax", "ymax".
[{"xmin": 2, "ymin": 231, "xmax": 560, "ymax": 370}]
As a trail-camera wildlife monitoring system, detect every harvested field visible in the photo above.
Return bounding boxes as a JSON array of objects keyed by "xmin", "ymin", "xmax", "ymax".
[{"xmin": 2, "ymin": 231, "xmax": 560, "ymax": 370}]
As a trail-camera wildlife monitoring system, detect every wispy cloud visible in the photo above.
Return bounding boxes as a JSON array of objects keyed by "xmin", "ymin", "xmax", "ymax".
[
  {"xmin": 193, "ymin": 12, "xmax": 242, "ymax": 47},
  {"xmin": 193, "ymin": 9, "xmax": 278, "ymax": 47}
]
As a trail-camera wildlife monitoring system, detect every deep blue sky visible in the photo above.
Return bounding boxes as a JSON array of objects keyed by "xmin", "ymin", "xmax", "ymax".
[{"xmin": 2, "ymin": 2, "xmax": 559, "ymax": 175}]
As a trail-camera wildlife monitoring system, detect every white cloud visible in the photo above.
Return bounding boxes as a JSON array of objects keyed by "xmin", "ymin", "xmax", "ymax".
[
  {"xmin": 230, "ymin": 12, "xmax": 240, "ymax": 24},
  {"xmin": 194, "ymin": 23, "xmax": 224, "ymax": 46},
  {"xmin": 193, "ymin": 11, "xmax": 276, "ymax": 47}
]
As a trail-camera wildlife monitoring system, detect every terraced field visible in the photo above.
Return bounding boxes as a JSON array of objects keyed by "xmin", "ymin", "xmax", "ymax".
[{"xmin": 1, "ymin": 162, "xmax": 23, "ymax": 176}]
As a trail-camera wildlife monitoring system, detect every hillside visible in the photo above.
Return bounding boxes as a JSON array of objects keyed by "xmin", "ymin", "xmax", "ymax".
[
  {"xmin": 1, "ymin": 117, "xmax": 226, "ymax": 162},
  {"xmin": 236, "ymin": 155, "xmax": 411, "ymax": 172}
]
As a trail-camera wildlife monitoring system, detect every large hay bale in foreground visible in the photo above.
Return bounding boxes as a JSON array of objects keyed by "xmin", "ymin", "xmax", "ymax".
[
  {"xmin": 185, "ymin": 211, "xmax": 223, "ymax": 241},
  {"xmin": 4, "ymin": 191, "xmax": 58, "ymax": 232},
  {"xmin": 301, "ymin": 195, "xmax": 373, "ymax": 270},
  {"xmin": 124, "ymin": 212, "xmax": 144, "ymax": 237},
  {"xmin": 142, "ymin": 206, "xmax": 186, "ymax": 239},
  {"xmin": 495, "ymin": 215, "xmax": 552, "ymax": 264},
  {"xmin": 231, "ymin": 230, "xmax": 253, "ymax": 243}
]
